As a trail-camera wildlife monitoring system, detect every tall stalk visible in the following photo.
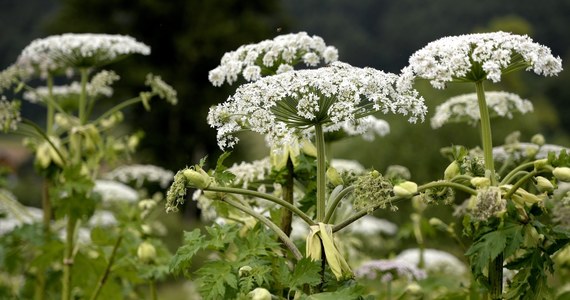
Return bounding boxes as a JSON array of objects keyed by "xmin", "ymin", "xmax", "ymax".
[
  {"xmin": 314, "ymin": 123, "xmax": 326, "ymax": 222},
  {"xmin": 280, "ymin": 157, "xmax": 294, "ymax": 237},
  {"xmin": 62, "ymin": 217, "xmax": 77, "ymax": 300},
  {"xmin": 475, "ymin": 80, "xmax": 502, "ymax": 298},
  {"xmin": 78, "ymin": 68, "xmax": 89, "ymax": 124}
]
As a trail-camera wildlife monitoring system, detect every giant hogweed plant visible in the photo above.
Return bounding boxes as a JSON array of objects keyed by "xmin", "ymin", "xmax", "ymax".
[
  {"xmin": 0, "ymin": 33, "xmax": 177, "ymax": 299},
  {"xmin": 165, "ymin": 31, "xmax": 570, "ymax": 299}
]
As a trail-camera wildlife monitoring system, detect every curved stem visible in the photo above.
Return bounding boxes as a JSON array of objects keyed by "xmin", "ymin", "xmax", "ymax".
[
  {"xmin": 221, "ymin": 197, "xmax": 303, "ymax": 260},
  {"xmin": 500, "ymin": 161, "xmax": 536, "ymax": 185},
  {"xmin": 204, "ymin": 185, "xmax": 314, "ymax": 226},
  {"xmin": 418, "ymin": 181, "xmax": 477, "ymax": 196},
  {"xmin": 79, "ymin": 68, "xmax": 89, "ymax": 124},
  {"xmin": 21, "ymin": 119, "xmax": 67, "ymax": 166},
  {"xmin": 93, "ymin": 96, "xmax": 143, "ymax": 124},
  {"xmin": 89, "ymin": 233, "xmax": 124, "ymax": 300},
  {"xmin": 505, "ymin": 170, "xmax": 538, "ymax": 199},
  {"xmin": 324, "ymin": 186, "xmax": 354, "ymax": 223},
  {"xmin": 475, "ymin": 81, "xmax": 496, "ymax": 185},
  {"xmin": 315, "ymin": 123, "xmax": 327, "ymax": 222}
]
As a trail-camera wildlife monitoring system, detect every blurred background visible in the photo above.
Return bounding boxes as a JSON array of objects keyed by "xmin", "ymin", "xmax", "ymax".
[{"xmin": 1, "ymin": 0, "xmax": 570, "ymax": 297}]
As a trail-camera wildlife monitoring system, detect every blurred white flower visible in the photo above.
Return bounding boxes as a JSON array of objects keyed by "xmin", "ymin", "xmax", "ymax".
[
  {"xmin": 87, "ymin": 210, "xmax": 118, "ymax": 227},
  {"xmin": 405, "ymin": 31, "xmax": 562, "ymax": 89},
  {"xmin": 346, "ymin": 215, "xmax": 398, "ymax": 236},
  {"xmin": 493, "ymin": 143, "xmax": 569, "ymax": 162},
  {"xmin": 330, "ymin": 159, "xmax": 366, "ymax": 174},
  {"xmin": 227, "ymin": 157, "xmax": 272, "ymax": 189},
  {"xmin": 17, "ymin": 33, "xmax": 150, "ymax": 76},
  {"xmin": 431, "ymin": 91, "xmax": 533, "ymax": 129},
  {"xmin": 104, "ymin": 164, "xmax": 174, "ymax": 188},
  {"xmin": 0, "ymin": 97, "xmax": 21, "ymax": 132},
  {"xmin": 396, "ymin": 248, "xmax": 467, "ymax": 276},
  {"xmin": 355, "ymin": 259, "xmax": 427, "ymax": 282},
  {"xmin": 208, "ymin": 32, "xmax": 339, "ymax": 86},
  {"xmin": 93, "ymin": 180, "xmax": 138, "ymax": 203}
]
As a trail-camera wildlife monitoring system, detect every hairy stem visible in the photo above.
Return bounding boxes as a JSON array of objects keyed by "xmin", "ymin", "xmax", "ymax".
[
  {"xmin": 89, "ymin": 234, "xmax": 124, "ymax": 300},
  {"xmin": 204, "ymin": 185, "xmax": 314, "ymax": 226},
  {"xmin": 315, "ymin": 123, "xmax": 327, "ymax": 222},
  {"xmin": 221, "ymin": 197, "xmax": 303, "ymax": 260}
]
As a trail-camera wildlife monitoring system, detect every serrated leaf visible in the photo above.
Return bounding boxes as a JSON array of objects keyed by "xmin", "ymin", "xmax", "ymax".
[
  {"xmin": 290, "ymin": 258, "xmax": 322, "ymax": 288},
  {"xmin": 196, "ymin": 261, "xmax": 238, "ymax": 300},
  {"xmin": 169, "ymin": 229, "xmax": 204, "ymax": 276}
]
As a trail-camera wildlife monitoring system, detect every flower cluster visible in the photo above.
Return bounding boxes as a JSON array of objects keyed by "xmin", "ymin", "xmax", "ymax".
[
  {"xmin": 404, "ymin": 31, "xmax": 563, "ymax": 89},
  {"xmin": 144, "ymin": 74, "xmax": 178, "ymax": 105},
  {"xmin": 355, "ymin": 259, "xmax": 427, "ymax": 283},
  {"xmin": 16, "ymin": 33, "xmax": 150, "ymax": 76},
  {"xmin": 227, "ymin": 157, "xmax": 272, "ymax": 189},
  {"xmin": 208, "ymin": 32, "xmax": 339, "ymax": 86},
  {"xmin": 208, "ymin": 61, "xmax": 426, "ymax": 149},
  {"xmin": 104, "ymin": 164, "xmax": 175, "ymax": 188},
  {"xmin": 396, "ymin": 248, "xmax": 467, "ymax": 276},
  {"xmin": 352, "ymin": 170, "xmax": 395, "ymax": 212},
  {"xmin": 431, "ymin": 92, "xmax": 533, "ymax": 128},
  {"xmin": 0, "ymin": 97, "xmax": 21, "ymax": 132},
  {"xmin": 93, "ymin": 180, "xmax": 139, "ymax": 203}
]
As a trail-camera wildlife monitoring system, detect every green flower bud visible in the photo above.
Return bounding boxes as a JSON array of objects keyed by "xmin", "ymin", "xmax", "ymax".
[
  {"xmin": 137, "ymin": 241, "xmax": 156, "ymax": 263},
  {"xmin": 326, "ymin": 166, "xmax": 344, "ymax": 186},
  {"xmin": 248, "ymin": 288, "xmax": 272, "ymax": 300},
  {"xmin": 444, "ymin": 161, "xmax": 460, "ymax": 180},
  {"xmin": 183, "ymin": 166, "xmax": 211, "ymax": 189},
  {"xmin": 428, "ymin": 217, "xmax": 448, "ymax": 231},
  {"xmin": 533, "ymin": 159, "xmax": 549, "ymax": 171},
  {"xmin": 238, "ymin": 266, "xmax": 253, "ymax": 277},
  {"xmin": 525, "ymin": 147, "xmax": 538, "ymax": 157},
  {"xmin": 553, "ymin": 167, "xmax": 570, "ymax": 182},
  {"xmin": 531, "ymin": 134, "xmax": 545, "ymax": 146},
  {"xmin": 470, "ymin": 177, "xmax": 490, "ymax": 188},
  {"xmin": 300, "ymin": 138, "xmax": 317, "ymax": 157},
  {"xmin": 394, "ymin": 181, "xmax": 418, "ymax": 198},
  {"xmin": 535, "ymin": 176, "xmax": 554, "ymax": 192},
  {"xmin": 370, "ymin": 170, "xmax": 381, "ymax": 178}
]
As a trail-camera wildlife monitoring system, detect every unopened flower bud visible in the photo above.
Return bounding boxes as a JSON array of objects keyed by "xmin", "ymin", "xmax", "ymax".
[
  {"xmin": 300, "ymin": 138, "xmax": 317, "ymax": 157},
  {"xmin": 531, "ymin": 134, "xmax": 545, "ymax": 146},
  {"xmin": 370, "ymin": 170, "xmax": 381, "ymax": 178},
  {"xmin": 394, "ymin": 181, "xmax": 418, "ymax": 198},
  {"xmin": 429, "ymin": 217, "xmax": 448, "ymax": 231},
  {"xmin": 533, "ymin": 159, "xmax": 549, "ymax": 171},
  {"xmin": 183, "ymin": 167, "xmax": 211, "ymax": 189},
  {"xmin": 470, "ymin": 177, "xmax": 490, "ymax": 188},
  {"xmin": 326, "ymin": 166, "xmax": 344, "ymax": 186},
  {"xmin": 248, "ymin": 288, "xmax": 272, "ymax": 300},
  {"xmin": 137, "ymin": 241, "xmax": 156, "ymax": 263},
  {"xmin": 525, "ymin": 147, "xmax": 538, "ymax": 157},
  {"xmin": 238, "ymin": 266, "xmax": 253, "ymax": 277},
  {"xmin": 444, "ymin": 161, "xmax": 460, "ymax": 180},
  {"xmin": 535, "ymin": 176, "xmax": 554, "ymax": 192},
  {"xmin": 553, "ymin": 167, "xmax": 570, "ymax": 182}
]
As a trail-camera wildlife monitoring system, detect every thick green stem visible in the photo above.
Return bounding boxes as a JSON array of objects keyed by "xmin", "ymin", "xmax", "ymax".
[
  {"xmin": 475, "ymin": 81, "xmax": 496, "ymax": 185},
  {"xmin": 79, "ymin": 68, "xmax": 89, "ymax": 124},
  {"xmin": 204, "ymin": 185, "xmax": 314, "ymax": 226},
  {"xmin": 150, "ymin": 280, "xmax": 157, "ymax": 300},
  {"xmin": 221, "ymin": 197, "xmax": 303, "ymax": 260},
  {"xmin": 488, "ymin": 253, "xmax": 503, "ymax": 300},
  {"xmin": 62, "ymin": 217, "xmax": 77, "ymax": 300},
  {"xmin": 315, "ymin": 123, "xmax": 327, "ymax": 222},
  {"xmin": 505, "ymin": 170, "xmax": 538, "ymax": 199},
  {"xmin": 280, "ymin": 157, "xmax": 295, "ymax": 237},
  {"xmin": 89, "ymin": 234, "xmax": 124, "ymax": 300},
  {"xmin": 324, "ymin": 186, "xmax": 354, "ymax": 223}
]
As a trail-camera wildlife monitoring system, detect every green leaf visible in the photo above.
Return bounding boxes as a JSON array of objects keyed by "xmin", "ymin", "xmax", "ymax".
[
  {"xmin": 290, "ymin": 258, "xmax": 322, "ymax": 289},
  {"xmin": 214, "ymin": 151, "xmax": 236, "ymax": 185},
  {"xmin": 90, "ymin": 226, "xmax": 117, "ymax": 246},
  {"xmin": 196, "ymin": 261, "xmax": 238, "ymax": 300},
  {"xmin": 169, "ymin": 229, "xmax": 205, "ymax": 276}
]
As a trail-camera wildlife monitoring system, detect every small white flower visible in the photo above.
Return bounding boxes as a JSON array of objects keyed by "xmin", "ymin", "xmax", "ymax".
[
  {"xmin": 431, "ymin": 91, "xmax": 533, "ymax": 128},
  {"xmin": 207, "ymin": 61, "xmax": 426, "ymax": 150},
  {"xmin": 208, "ymin": 32, "xmax": 339, "ymax": 86},
  {"xmin": 17, "ymin": 33, "xmax": 150, "ymax": 76},
  {"xmin": 406, "ymin": 31, "xmax": 563, "ymax": 89}
]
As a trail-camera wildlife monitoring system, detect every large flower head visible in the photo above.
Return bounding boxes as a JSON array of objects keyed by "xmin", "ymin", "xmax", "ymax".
[
  {"xmin": 16, "ymin": 33, "xmax": 150, "ymax": 76},
  {"xmin": 207, "ymin": 62, "xmax": 426, "ymax": 149},
  {"xmin": 404, "ymin": 31, "xmax": 562, "ymax": 89},
  {"xmin": 431, "ymin": 91, "xmax": 533, "ymax": 128},
  {"xmin": 208, "ymin": 32, "xmax": 339, "ymax": 86}
]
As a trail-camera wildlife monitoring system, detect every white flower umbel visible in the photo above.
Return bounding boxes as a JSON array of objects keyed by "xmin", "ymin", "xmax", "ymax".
[
  {"xmin": 93, "ymin": 179, "xmax": 138, "ymax": 203},
  {"xmin": 227, "ymin": 157, "xmax": 272, "ymax": 189},
  {"xmin": 396, "ymin": 248, "xmax": 467, "ymax": 276},
  {"xmin": 0, "ymin": 96, "xmax": 21, "ymax": 132},
  {"xmin": 104, "ymin": 164, "xmax": 174, "ymax": 189},
  {"xmin": 330, "ymin": 159, "xmax": 366, "ymax": 174},
  {"xmin": 16, "ymin": 33, "xmax": 150, "ymax": 76},
  {"xmin": 23, "ymin": 81, "xmax": 113, "ymax": 104},
  {"xmin": 405, "ymin": 31, "xmax": 562, "ymax": 89},
  {"xmin": 431, "ymin": 91, "xmax": 533, "ymax": 128},
  {"xmin": 208, "ymin": 32, "xmax": 339, "ymax": 86},
  {"xmin": 208, "ymin": 61, "xmax": 426, "ymax": 149},
  {"xmin": 334, "ymin": 115, "xmax": 390, "ymax": 141}
]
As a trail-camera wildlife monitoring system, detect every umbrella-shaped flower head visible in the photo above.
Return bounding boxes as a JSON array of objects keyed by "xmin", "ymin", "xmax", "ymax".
[
  {"xmin": 404, "ymin": 31, "xmax": 562, "ymax": 89},
  {"xmin": 207, "ymin": 61, "xmax": 426, "ymax": 149},
  {"xmin": 208, "ymin": 32, "xmax": 339, "ymax": 86}
]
